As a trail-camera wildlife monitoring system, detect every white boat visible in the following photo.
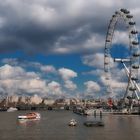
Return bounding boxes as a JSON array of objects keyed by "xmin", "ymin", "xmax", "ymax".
[
  {"xmin": 68, "ymin": 119, "xmax": 77, "ymax": 126},
  {"xmin": 7, "ymin": 107, "xmax": 18, "ymax": 112},
  {"xmin": 18, "ymin": 112, "xmax": 41, "ymax": 120}
]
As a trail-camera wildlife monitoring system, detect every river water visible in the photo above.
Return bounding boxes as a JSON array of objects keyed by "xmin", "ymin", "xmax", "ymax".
[{"xmin": 0, "ymin": 110, "xmax": 140, "ymax": 140}]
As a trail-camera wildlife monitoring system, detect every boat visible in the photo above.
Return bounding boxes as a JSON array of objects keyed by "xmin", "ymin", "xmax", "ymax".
[
  {"xmin": 84, "ymin": 121, "xmax": 104, "ymax": 127},
  {"xmin": 7, "ymin": 107, "xmax": 18, "ymax": 112},
  {"xmin": 68, "ymin": 119, "xmax": 77, "ymax": 126},
  {"xmin": 18, "ymin": 112, "xmax": 41, "ymax": 120}
]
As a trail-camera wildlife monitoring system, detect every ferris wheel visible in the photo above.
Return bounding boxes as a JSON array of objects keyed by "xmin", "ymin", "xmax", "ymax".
[{"xmin": 104, "ymin": 9, "xmax": 140, "ymax": 101}]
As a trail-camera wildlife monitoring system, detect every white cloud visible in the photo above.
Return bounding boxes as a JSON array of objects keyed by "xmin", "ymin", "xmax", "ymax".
[
  {"xmin": 113, "ymin": 31, "xmax": 129, "ymax": 46},
  {"xmin": 0, "ymin": 64, "xmax": 26, "ymax": 79},
  {"xmin": 82, "ymin": 52, "xmax": 117, "ymax": 70},
  {"xmin": 40, "ymin": 65, "xmax": 57, "ymax": 74},
  {"xmin": 58, "ymin": 68, "xmax": 77, "ymax": 91},
  {"xmin": 64, "ymin": 80, "xmax": 77, "ymax": 91},
  {"xmin": 84, "ymin": 81, "xmax": 100, "ymax": 93},
  {"xmin": 47, "ymin": 81, "xmax": 63, "ymax": 96},
  {"xmin": 0, "ymin": 64, "xmax": 79, "ymax": 97},
  {"xmin": 82, "ymin": 53, "xmax": 105, "ymax": 69},
  {"xmin": 0, "ymin": 62, "xmax": 79, "ymax": 94},
  {"xmin": 58, "ymin": 68, "xmax": 77, "ymax": 80},
  {"xmin": 20, "ymin": 78, "xmax": 47, "ymax": 93},
  {"xmin": 0, "ymin": 64, "xmax": 47, "ymax": 96}
]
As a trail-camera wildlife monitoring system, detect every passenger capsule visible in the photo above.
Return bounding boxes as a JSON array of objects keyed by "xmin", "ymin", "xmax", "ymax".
[
  {"xmin": 133, "ymin": 52, "xmax": 140, "ymax": 57},
  {"xmin": 120, "ymin": 9, "xmax": 130, "ymax": 14},
  {"xmin": 132, "ymin": 64, "xmax": 139, "ymax": 69},
  {"xmin": 112, "ymin": 15, "xmax": 116, "ymax": 18},
  {"xmin": 131, "ymin": 77, "xmax": 138, "ymax": 81},
  {"xmin": 131, "ymin": 30, "xmax": 138, "ymax": 34},
  {"xmin": 129, "ymin": 22, "xmax": 135, "ymax": 25},
  {"xmin": 115, "ymin": 11, "xmax": 119, "ymax": 14},
  {"xmin": 126, "ymin": 15, "xmax": 133, "ymax": 18},
  {"xmin": 106, "ymin": 39, "xmax": 110, "ymax": 42},
  {"xmin": 124, "ymin": 10, "xmax": 130, "ymax": 14},
  {"xmin": 129, "ymin": 87, "xmax": 136, "ymax": 91},
  {"xmin": 120, "ymin": 9, "xmax": 125, "ymax": 12},
  {"xmin": 132, "ymin": 41, "xmax": 139, "ymax": 45}
]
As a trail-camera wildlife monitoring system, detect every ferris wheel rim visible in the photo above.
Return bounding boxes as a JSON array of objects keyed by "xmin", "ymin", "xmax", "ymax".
[{"xmin": 104, "ymin": 8, "xmax": 140, "ymax": 98}]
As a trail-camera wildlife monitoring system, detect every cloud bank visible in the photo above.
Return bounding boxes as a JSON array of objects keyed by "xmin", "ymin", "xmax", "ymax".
[
  {"xmin": 0, "ymin": 63, "xmax": 79, "ymax": 97},
  {"xmin": 0, "ymin": 0, "xmax": 140, "ymax": 55}
]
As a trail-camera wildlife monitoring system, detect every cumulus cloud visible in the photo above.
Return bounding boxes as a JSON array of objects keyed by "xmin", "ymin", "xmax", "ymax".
[
  {"xmin": 84, "ymin": 81, "xmax": 100, "ymax": 94},
  {"xmin": 64, "ymin": 80, "xmax": 77, "ymax": 91},
  {"xmin": 113, "ymin": 31, "xmax": 129, "ymax": 46},
  {"xmin": 0, "ymin": 64, "xmax": 47, "ymax": 96},
  {"xmin": 1, "ymin": 59, "xmax": 79, "ymax": 92},
  {"xmin": 82, "ymin": 53, "xmax": 104, "ymax": 69},
  {"xmin": 0, "ymin": 64, "xmax": 25, "ymax": 79},
  {"xmin": 83, "ymin": 52, "xmax": 119, "ymax": 70},
  {"xmin": 40, "ymin": 65, "xmax": 57, "ymax": 74},
  {"xmin": 0, "ymin": 64, "xmax": 80, "ymax": 97},
  {"xmin": 47, "ymin": 81, "xmax": 63, "ymax": 96},
  {"xmin": 58, "ymin": 68, "xmax": 77, "ymax": 90},
  {"xmin": 58, "ymin": 68, "xmax": 77, "ymax": 80}
]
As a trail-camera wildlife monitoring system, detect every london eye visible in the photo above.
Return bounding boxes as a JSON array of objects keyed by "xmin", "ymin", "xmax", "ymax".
[{"xmin": 104, "ymin": 9, "xmax": 140, "ymax": 106}]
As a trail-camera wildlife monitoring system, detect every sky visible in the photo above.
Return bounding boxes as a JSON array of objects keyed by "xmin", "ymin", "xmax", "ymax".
[{"xmin": 0, "ymin": 0, "xmax": 140, "ymax": 99}]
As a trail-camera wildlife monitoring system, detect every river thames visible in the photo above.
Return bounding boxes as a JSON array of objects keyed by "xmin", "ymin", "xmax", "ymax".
[{"xmin": 0, "ymin": 110, "xmax": 140, "ymax": 140}]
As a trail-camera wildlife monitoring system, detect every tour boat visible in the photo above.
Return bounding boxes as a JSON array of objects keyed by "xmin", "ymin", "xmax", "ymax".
[
  {"xmin": 68, "ymin": 119, "xmax": 77, "ymax": 126},
  {"xmin": 18, "ymin": 112, "xmax": 41, "ymax": 120}
]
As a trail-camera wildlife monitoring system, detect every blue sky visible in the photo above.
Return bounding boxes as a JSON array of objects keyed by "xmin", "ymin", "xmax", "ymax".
[{"xmin": 0, "ymin": 0, "xmax": 140, "ymax": 98}]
